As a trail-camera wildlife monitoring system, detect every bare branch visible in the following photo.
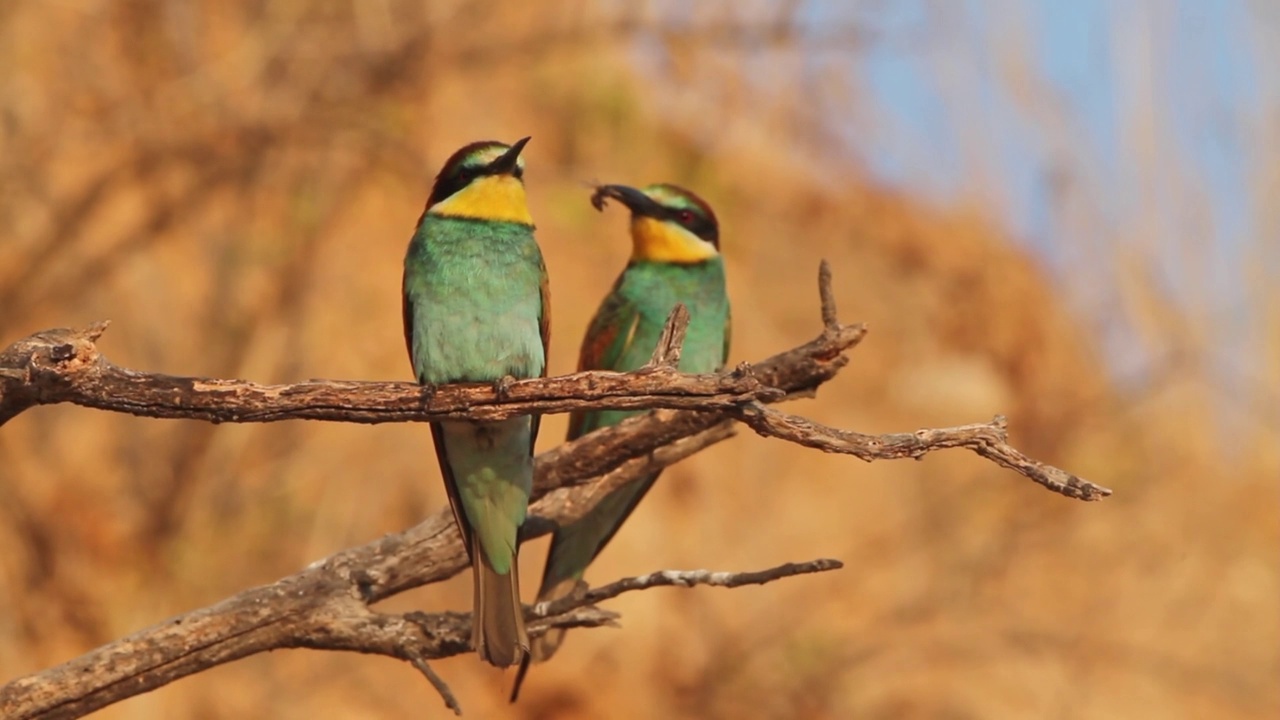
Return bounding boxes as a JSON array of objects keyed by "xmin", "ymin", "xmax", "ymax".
[
  {"xmin": 0, "ymin": 261, "xmax": 1109, "ymax": 719},
  {"xmin": 0, "ymin": 420, "xmax": 724, "ymax": 720},
  {"xmin": 733, "ymin": 404, "xmax": 1112, "ymax": 501},
  {"xmin": 278, "ymin": 559, "xmax": 847, "ymax": 715},
  {"xmin": 530, "ymin": 558, "xmax": 845, "ymax": 624},
  {"xmin": 646, "ymin": 303, "xmax": 690, "ymax": 369},
  {"xmin": 407, "ymin": 656, "xmax": 461, "ymax": 716},
  {"xmin": 0, "ymin": 318, "xmax": 774, "ymax": 427},
  {"xmin": 819, "ymin": 259, "xmax": 840, "ymax": 332}
]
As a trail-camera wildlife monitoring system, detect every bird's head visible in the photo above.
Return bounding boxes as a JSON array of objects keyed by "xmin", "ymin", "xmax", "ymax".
[
  {"xmin": 590, "ymin": 183, "xmax": 720, "ymax": 263},
  {"xmin": 424, "ymin": 137, "xmax": 533, "ymax": 225}
]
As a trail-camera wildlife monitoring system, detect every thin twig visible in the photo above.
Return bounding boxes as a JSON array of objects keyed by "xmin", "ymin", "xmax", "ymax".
[
  {"xmin": 733, "ymin": 404, "xmax": 1112, "ymax": 501},
  {"xmin": 819, "ymin": 259, "xmax": 839, "ymax": 331},
  {"xmin": 645, "ymin": 303, "xmax": 689, "ymax": 369},
  {"xmin": 528, "ymin": 558, "xmax": 845, "ymax": 627},
  {"xmin": 407, "ymin": 654, "xmax": 462, "ymax": 716}
]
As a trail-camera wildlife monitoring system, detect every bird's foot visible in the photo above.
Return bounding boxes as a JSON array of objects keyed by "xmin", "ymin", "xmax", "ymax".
[
  {"xmin": 492, "ymin": 375, "xmax": 517, "ymax": 400},
  {"xmin": 418, "ymin": 381, "xmax": 438, "ymax": 408}
]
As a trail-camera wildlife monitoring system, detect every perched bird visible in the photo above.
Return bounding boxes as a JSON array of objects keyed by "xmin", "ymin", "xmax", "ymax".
[
  {"xmin": 513, "ymin": 183, "xmax": 730, "ymax": 698},
  {"xmin": 402, "ymin": 137, "xmax": 549, "ymax": 667}
]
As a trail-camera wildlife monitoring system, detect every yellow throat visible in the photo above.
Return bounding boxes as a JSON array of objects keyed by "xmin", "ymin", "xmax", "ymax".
[
  {"xmin": 630, "ymin": 216, "xmax": 719, "ymax": 263},
  {"xmin": 429, "ymin": 175, "xmax": 534, "ymax": 225}
]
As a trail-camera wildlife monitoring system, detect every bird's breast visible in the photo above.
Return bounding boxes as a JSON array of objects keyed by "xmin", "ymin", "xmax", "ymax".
[{"xmin": 405, "ymin": 224, "xmax": 546, "ymax": 384}]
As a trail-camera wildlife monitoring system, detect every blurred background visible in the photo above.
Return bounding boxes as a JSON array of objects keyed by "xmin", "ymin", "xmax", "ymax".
[{"xmin": 0, "ymin": 1, "xmax": 1276, "ymax": 718}]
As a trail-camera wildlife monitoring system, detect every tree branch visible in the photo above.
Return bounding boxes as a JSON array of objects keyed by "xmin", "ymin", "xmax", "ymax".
[
  {"xmin": 732, "ymin": 404, "xmax": 1111, "ymax": 501},
  {"xmin": 0, "ymin": 423, "xmax": 734, "ymax": 720},
  {"xmin": 0, "ymin": 312, "xmax": 778, "ymax": 427},
  {"xmin": 644, "ymin": 303, "xmax": 689, "ymax": 368},
  {"xmin": 0, "ymin": 261, "xmax": 1110, "ymax": 719},
  {"xmin": 528, "ymin": 558, "xmax": 845, "ymax": 622},
  {"xmin": 291, "ymin": 558, "xmax": 845, "ymax": 717}
]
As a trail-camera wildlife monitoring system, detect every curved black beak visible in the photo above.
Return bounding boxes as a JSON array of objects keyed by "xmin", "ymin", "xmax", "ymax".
[
  {"xmin": 488, "ymin": 136, "xmax": 531, "ymax": 175},
  {"xmin": 590, "ymin": 184, "xmax": 664, "ymax": 217}
]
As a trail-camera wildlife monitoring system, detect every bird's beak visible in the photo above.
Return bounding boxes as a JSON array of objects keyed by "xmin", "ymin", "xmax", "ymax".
[
  {"xmin": 590, "ymin": 184, "xmax": 663, "ymax": 217},
  {"xmin": 488, "ymin": 136, "xmax": 531, "ymax": 176}
]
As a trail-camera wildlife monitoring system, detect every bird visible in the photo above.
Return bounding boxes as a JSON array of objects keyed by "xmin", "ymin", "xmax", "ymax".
[
  {"xmin": 512, "ymin": 182, "xmax": 730, "ymax": 698},
  {"xmin": 402, "ymin": 137, "xmax": 549, "ymax": 667}
]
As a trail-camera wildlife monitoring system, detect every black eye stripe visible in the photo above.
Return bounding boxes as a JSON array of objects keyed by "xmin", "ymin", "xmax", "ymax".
[
  {"xmin": 659, "ymin": 206, "xmax": 718, "ymax": 246},
  {"xmin": 667, "ymin": 208, "xmax": 699, "ymax": 228},
  {"xmin": 429, "ymin": 170, "xmax": 472, "ymax": 206},
  {"xmin": 428, "ymin": 161, "xmax": 520, "ymax": 206}
]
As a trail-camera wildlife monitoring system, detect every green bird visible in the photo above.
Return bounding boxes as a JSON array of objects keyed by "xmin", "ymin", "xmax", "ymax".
[
  {"xmin": 402, "ymin": 137, "xmax": 549, "ymax": 667},
  {"xmin": 513, "ymin": 182, "xmax": 730, "ymax": 697}
]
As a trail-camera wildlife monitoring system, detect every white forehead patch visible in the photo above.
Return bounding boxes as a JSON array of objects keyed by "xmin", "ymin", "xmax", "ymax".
[
  {"xmin": 467, "ymin": 145, "xmax": 526, "ymax": 172},
  {"xmin": 642, "ymin": 185, "xmax": 686, "ymax": 205}
]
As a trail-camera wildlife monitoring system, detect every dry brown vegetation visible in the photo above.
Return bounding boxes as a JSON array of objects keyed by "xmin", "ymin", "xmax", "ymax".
[{"xmin": 0, "ymin": 2, "xmax": 1276, "ymax": 718}]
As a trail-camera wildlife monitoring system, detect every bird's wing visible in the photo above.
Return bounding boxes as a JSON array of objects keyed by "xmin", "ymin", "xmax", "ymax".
[
  {"xmin": 566, "ymin": 275, "xmax": 640, "ymax": 441},
  {"xmin": 404, "ymin": 269, "xmax": 475, "ymax": 560},
  {"xmin": 430, "ymin": 423, "xmax": 474, "ymax": 562},
  {"xmin": 531, "ymin": 255, "xmax": 552, "ymax": 452},
  {"xmin": 401, "ymin": 266, "xmax": 416, "ymax": 371},
  {"xmin": 721, "ymin": 303, "xmax": 732, "ymax": 369}
]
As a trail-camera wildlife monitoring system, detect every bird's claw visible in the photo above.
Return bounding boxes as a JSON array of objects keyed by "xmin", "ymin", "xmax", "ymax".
[
  {"xmin": 492, "ymin": 375, "xmax": 517, "ymax": 400},
  {"xmin": 419, "ymin": 382, "xmax": 438, "ymax": 408}
]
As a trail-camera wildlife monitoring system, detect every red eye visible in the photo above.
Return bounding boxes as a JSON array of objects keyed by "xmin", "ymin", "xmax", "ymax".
[{"xmin": 678, "ymin": 210, "xmax": 695, "ymax": 224}]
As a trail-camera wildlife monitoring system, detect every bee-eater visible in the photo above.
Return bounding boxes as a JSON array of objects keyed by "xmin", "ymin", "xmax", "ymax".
[
  {"xmin": 402, "ymin": 137, "xmax": 549, "ymax": 667},
  {"xmin": 514, "ymin": 183, "xmax": 730, "ymax": 696}
]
